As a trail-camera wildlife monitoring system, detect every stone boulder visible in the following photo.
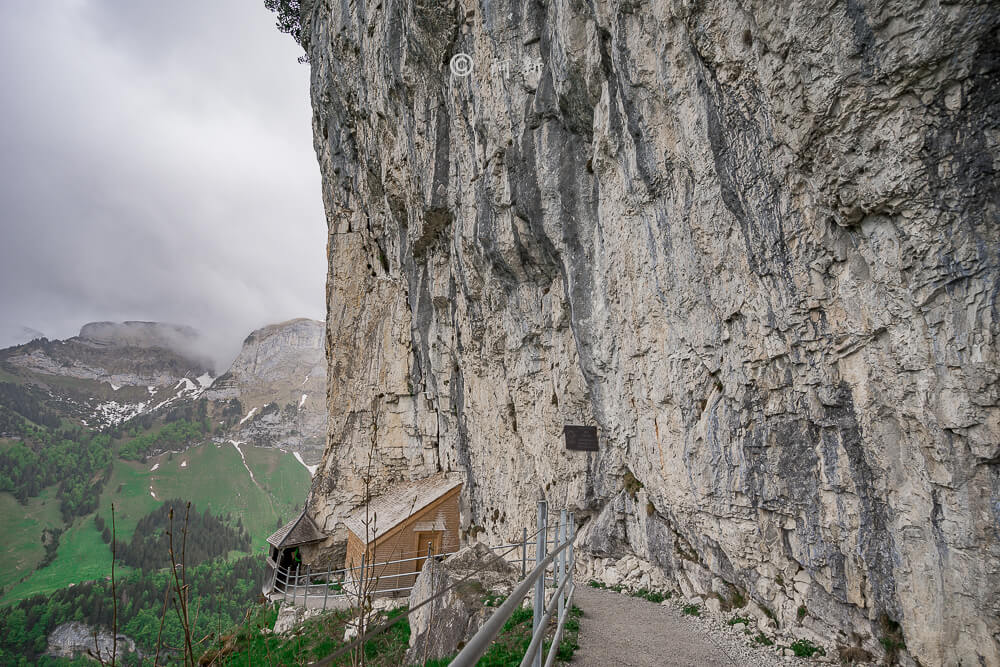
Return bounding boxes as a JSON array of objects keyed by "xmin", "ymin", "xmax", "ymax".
[
  {"xmin": 47, "ymin": 621, "xmax": 139, "ymax": 662},
  {"xmin": 273, "ymin": 603, "xmax": 325, "ymax": 635},
  {"xmin": 404, "ymin": 543, "xmax": 519, "ymax": 664}
]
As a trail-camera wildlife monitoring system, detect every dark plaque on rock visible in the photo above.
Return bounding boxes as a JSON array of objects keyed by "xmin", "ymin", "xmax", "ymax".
[{"xmin": 564, "ymin": 425, "xmax": 599, "ymax": 452}]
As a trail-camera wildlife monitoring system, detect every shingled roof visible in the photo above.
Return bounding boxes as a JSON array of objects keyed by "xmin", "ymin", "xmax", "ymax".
[
  {"xmin": 266, "ymin": 509, "xmax": 325, "ymax": 548},
  {"xmin": 343, "ymin": 473, "xmax": 464, "ymax": 543}
]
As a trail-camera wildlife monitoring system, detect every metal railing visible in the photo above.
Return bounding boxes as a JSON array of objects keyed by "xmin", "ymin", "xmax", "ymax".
[
  {"xmin": 268, "ymin": 547, "xmax": 461, "ymax": 610},
  {"xmin": 268, "ymin": 535, "xmax": 543, "ymax": 609},
  {"xmin": 450, "ymin": 501, "xmax": 576, "ymax": 667},
  {"xmin": 270, "ymin": 532, "xmax": 553, "ymax": 610}
]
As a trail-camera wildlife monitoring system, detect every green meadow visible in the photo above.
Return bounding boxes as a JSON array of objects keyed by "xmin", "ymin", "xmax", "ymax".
[{"xmin": 1, "ymin": 442, "xmax": 310, "ymax": 605}]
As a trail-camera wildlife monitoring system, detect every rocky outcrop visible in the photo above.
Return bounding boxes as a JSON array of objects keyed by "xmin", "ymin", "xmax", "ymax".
[
  {"xmin": 301, "ymin": 0, "xmax": 999, "ymax": 664},
  {"xmin": 0, "ymin": 322, "xmax": 214, "ymax": 427},
  {"xmin": 405, "ymin": 543, "xmax": 518, "ymax": 664},
  {"xmin": 273, "ymin": 602, "xmax": 327, "ymax": 634},
  {"xmin": 207, "ymin": 318, "xmax": 327, "ymax": 463},
  {"xmin": 0, "ymin": 319, "xmax": 327, "ymax": 460},
  {"xmin": 5, "ymin": 321, "xmax": 212, "ymax": 387},
  {"xmin": 46, "ymin": 621, "xmax": 138, "ymax": 662}
]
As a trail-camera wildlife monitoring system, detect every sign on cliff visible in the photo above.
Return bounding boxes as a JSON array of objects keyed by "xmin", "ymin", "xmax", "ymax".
[{"xmin": 564, "ymin": 425, "xmax": 599, "ymax": 452}]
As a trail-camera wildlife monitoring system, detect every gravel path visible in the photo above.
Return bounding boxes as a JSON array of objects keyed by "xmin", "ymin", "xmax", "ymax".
[{"xmin": 571, "ymin": 586, "xmax": 783, "ymax": 667}]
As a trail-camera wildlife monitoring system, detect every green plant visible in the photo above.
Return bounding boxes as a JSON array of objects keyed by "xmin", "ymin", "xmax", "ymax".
[
  {"xmin": 790, "ymin": 639, "xmax": 825, "ymax": 658},
  {"xmin": 554, "ymin": 605, "xmax": 583, "ymax": 663},
  {"xmin": 797, "ymin": 605, "xmax": 807, "ymax": 621},
  {"xmin": 588, "ymin": 580, "xmax": 606, "ymax": 589},
  {"xmin": 555, "ymin": 634, "xmax": 579, "ymax": 661},
  {"xmin": 682, "ymin": 604, "xmax": 701, "ymax": 617},
  {"xmin": 878, "ymin": 613, "xmax": 906, "ymax": 660},
  {"xmin": 727, "ymin": 615, "xmax": 752, "ymax": 626},
  {"xmin": 753, "ymin": 632, "xmax": 773, "ymax": 646},
  {"xmin": 632, "ymin": 588, "xmax": 669, "ymax": 603},
  {"xmin": 503, "ymin": 606, "xmax": 533, "ymax": 631},
  {"xmin": 423, "ymin": 659, "xmax": 453, "ymax": 667},
  {"xmin": 623, "ymin": 470, "xmax": 644, "ymax": 499},
  {"xmin": 880, "ymin": 636, "xmax": 906, "ymax": 652}
]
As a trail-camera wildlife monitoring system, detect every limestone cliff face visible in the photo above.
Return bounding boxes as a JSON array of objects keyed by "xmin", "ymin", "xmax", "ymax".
[
  {"xmin": 206, "ymin": 318, "xmax": 327, "ymax": 462},
  {"xmin": 301, "ymin": 0, "xmax": 999, "ymax": 663}
]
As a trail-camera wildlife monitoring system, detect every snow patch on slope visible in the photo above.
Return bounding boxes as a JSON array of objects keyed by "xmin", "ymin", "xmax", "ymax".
[
  {"xmin": 229, "ymin": 440, "xmax": 258, "ymax": 485},
  {"xmin": 93, "ymin": 400, "xmax": 147, "ymax": 426},
  {"xmin": 293, "ymin": 451, "xmax": 318, "ymax": 477}
]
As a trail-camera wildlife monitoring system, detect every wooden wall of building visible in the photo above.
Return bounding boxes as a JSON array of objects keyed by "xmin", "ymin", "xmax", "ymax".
[{"xmin": 345, "ymin": 486, "xmax": 462, "ymax": 593}]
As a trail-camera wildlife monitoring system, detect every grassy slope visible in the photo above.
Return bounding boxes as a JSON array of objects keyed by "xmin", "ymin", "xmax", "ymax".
[
  {"xmin": 3, "ymin": 515, "xmax": 126, "ymax": 603},
  {"xmin": 0, "ymin": 488, "xmax": 62, "ymax": 592},
  {"xmin": 201, "ymin": 601, "xmax": 582, "ymax": 666},
  {"xmin": 1, "ymin": 443, "xmax": 310, "ymax": 605}
]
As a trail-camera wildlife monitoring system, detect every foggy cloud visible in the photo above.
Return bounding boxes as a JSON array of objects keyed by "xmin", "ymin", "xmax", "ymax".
[{"xmin": 0, "ymin": 1, "xmax": 326, "ymax": 368}]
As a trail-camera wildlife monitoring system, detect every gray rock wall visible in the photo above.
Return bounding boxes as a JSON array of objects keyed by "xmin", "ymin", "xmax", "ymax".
[
  {"xmin": 302, "ymin": 0, "xmax": 999, "ymax": 664},
  {"xmin": 206, "ymin": 318, "xmax": 327, "ymax": 461}
]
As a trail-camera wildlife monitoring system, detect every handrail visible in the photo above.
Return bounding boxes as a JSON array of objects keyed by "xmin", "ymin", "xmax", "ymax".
[
  {"xmin": 449, "ymin": 502, "xmax": 576, "ymax": 667},
  {"xmin": 268, "ymin": 547, "xmax": 464, "ymax": 606},
  {"xmin": 449, "ymin": 539, "xmax": 570, "ymax": 667},
  {"xmin": 518, "ymin": 569, "xmax": 571, "ymax": 667}
]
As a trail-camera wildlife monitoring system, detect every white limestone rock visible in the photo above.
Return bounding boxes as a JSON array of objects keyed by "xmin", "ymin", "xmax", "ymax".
[{"xmin": 301, "ymin": 0, "xmax": 1000, "ymax": 663}]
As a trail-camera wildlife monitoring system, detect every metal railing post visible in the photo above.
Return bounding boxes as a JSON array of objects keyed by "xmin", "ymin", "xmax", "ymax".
[
  {"xmin": 521, "ymin": 526, "xmax": 527, "ymax": 579},
  {"xmin": 323, "ymin": 567, "xmax": 329, "ymax": 611},
  {"xmin": 568, "ymin": 512, "xmax": 575, "ymax": 580},
  {"xmin": 533, "ymin": 500, "xmax": 547, "ymax": 667},
  {"xmin": 558, "ymin": 509, "xmax": 566, "ymax": 623}
]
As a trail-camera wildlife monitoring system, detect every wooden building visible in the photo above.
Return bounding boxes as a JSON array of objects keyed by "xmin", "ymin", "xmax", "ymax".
[
  {"xmin": 344, "ymin": 473, "xmax": 463, "ymax": 593},
  {"xmin": 265, "ymin": 509, "xmax": 325, "ymax": 593}
]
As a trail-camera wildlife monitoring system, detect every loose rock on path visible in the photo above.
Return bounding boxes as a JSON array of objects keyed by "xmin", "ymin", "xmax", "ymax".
[{"xmin": 571, "ymin": 585, "xmax": 781, "ymax": 667}]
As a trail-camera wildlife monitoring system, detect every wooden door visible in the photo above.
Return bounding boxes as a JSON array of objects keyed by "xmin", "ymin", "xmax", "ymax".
[{"xmin": 414, "ymin": 531, "xmax": 442, "ymax": 572}]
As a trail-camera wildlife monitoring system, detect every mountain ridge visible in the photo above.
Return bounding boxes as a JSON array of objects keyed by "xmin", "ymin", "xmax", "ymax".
[{"xmin": 0, "ymin": 318, "xmax": 326, "ymax": 463}]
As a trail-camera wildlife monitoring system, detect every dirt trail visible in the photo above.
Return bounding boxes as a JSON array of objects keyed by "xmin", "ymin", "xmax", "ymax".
[{"xmin": 571, "ymin": 586, "xmax": 744, "ymax": 667}]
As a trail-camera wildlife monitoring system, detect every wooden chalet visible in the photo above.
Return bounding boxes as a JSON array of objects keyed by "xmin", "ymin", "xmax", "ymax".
[
  {"xmin": 265, "ymin": 509, "xmax": 325, "ymax": 592},
  {"xmin": 344, "ymin": 473, "xmax": 463, "ymax": 593}
]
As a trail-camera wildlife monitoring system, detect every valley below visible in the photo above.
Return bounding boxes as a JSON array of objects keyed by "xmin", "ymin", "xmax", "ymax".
[{"xmin": 0, "ymin": 319, "xmax": 321, "ymax": 663}]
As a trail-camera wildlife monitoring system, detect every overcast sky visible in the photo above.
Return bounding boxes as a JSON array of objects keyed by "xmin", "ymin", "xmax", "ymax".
[{"xmin": 0, "ymin": 1, "xmax": 326, "ymax": 367}]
